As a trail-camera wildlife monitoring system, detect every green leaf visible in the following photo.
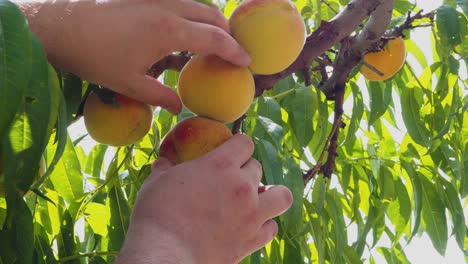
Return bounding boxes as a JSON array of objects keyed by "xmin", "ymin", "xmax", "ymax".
[
  {"xmin": 35, "ymin": 225, "xmax": 58, "ymax": 264},
  {"xmin": 420, "ymin": 175, "xmax": 448, "ymax": 255},
  {"xmin": 84, "ymin": 202, "xmax": 110, "ymax": 237},
  {"xmin": 33, "ymin": 84, "xmax": 69, "ymax": 189},
  {"xmin": 367, "ymin": 81, "xmax": 392, "ymax": 127},
  {"xmin": 387, "ymin": 176, "xmax": 411, "ymax": 240},
  {"xmin": 343, "ymin": 245, "xmax": 363, "ymax": 264},
  {"xmin": 57, "ymin": 209, "xmax": 79, "ymax": 264},
  {"xmin": 255, "ymin": 139, "xmax": 284, "ymax": 186},
  {"xmin": 89, "ymin": 256, "xmax": 107, "ymax": 264},
  {"xmin": 107, "ymin": 184, "xmax": 130, "ymax": 253},
  {"xmin": 344, "ymin": 82, "xmax": 364, "ymax": 151},
  {"xmin": 434, "ymin": 81, "xmax": 460, "ymax": 140},
  {"xmin": 13, "ymin": 197, "xmax": 34, "ymax": 264},
  {"xmin": 399, "ymin": 83, "xmax": 430, "ymax": 146},
  {"xmin": 282, "ymin": 86, "xmax": 314, "ymax": 147},
  {"xmin": 355, "ymin": 198, "xmax": 387, "ymax": 255},
  {"xmin": 437, "ymin": 5, "xmax": 462, "ymax": 47},
  {"xmin": 2, "ymin": 37, "xmax": 52, "ymax": 196},
  {"xmin": 284, "ymin": 238, "xmax": 302, "ymax": 263},
  {"xmin": 326, "ymin": 191, "xmax": 347, "ymax": 260},
  {"xmin": 48, "ymin": 135, "xmax": 83, "ymax": 212},
  {"xmin": 281, "ymin": 157, "xmax": 304, "ymax": 235},
  {"xmin": 254, "ymin": 116, "xmax": 284, "ymax": 150},
  {"xmin": 456, "ymin": 0, "xmax": 468, "ymax": 15},
  {"xmin": 62, "ymin": 72, "xmax": 83, "ymax": 125},
  {"xmin": 436, "ymin": 177, "xmax": 466, "ymax": 252},
  {"xmin": 84, "ymin": 144, "xmax": 109, "ymax": 178},
  {"xmin": 0, "ymin": 0, "xmax": 32, "ymax": 139},
  {"xmin": 402, "ymin": 161, "xmax": 423, "ymax": 242},
  {"xmin": 312, "ymin": 175, "xmax": 326, "ymax": 215},
  {"xmin": 257, "ymin": 96, "xmax": 282, "ymax": 125}
]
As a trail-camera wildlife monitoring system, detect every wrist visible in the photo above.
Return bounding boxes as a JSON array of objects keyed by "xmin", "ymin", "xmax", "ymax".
[{"xmin": 115, "ymin": 222, "xmax": 195, "ymax": 264}]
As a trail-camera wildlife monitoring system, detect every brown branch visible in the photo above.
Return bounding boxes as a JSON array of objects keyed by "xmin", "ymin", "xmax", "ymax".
[
  {"xmin": 231, "ymin": 115, "xmax": 246, "ymax": 134},
  {"xmin": 302, "ymin": 68, "xmax": 312, "ymax": 87},
  {"xmin": 148, "ymin": 53, "xmax": 191, "ymax": 78},
  {"xmin": 302, "ymin": 115, "xmax": 342, "ymax": 184},
  {"xmin": 321, "ymin": 74, "xmax": 347, "ymax": 178},
  {"xmin": 390, "ymin": 10, "xmax": 435, "ymax": 37}
]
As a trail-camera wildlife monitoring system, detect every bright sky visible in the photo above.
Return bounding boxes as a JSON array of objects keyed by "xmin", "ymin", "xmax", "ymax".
[{"xmin": 69, "ymin": 0, "xmax": 467, "ymax": 263}]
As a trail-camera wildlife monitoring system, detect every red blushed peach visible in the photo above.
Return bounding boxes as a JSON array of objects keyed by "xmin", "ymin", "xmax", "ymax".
[{"xmin": 159, "ymin": 116, "xmax": 232, "ymax": 164}]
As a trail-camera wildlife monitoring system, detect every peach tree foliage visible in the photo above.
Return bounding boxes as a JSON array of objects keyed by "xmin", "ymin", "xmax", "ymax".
[{"xmin": 0, "ymin": 0, "xmax": 467, "ymax": 263}]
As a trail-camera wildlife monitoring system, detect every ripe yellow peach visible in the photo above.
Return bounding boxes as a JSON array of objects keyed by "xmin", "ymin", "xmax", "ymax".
[
  {"xmin": 159, "ymin": 116, "xmax": 232, "ymax": 164},
  {"xmin": 360, "ymin": 37, "xmax": 406, "ymax": 81},
  {"xmin": 178, "ymin": 55, "xmax": 255, "ymax": 123},
  {"xmin": 229, "ymin": 0, "xmax": 306, "ymax": 75},
  {"xmin": 83, "ymin": 90, "xmax": 153, "ymax": 146}
]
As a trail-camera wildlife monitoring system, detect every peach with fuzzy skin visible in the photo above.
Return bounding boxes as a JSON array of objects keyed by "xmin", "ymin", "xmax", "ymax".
[
  {"xmin": 159, "ymin": 116, "xmax": 232, "ymax": 164},
  {"xmin": 178, "ymin": 55, "xmax": 255, "ymax": 123},
  {"xmin": 229, "ymin": 0, "xmax": 306, "ymax": 75},
  {"xmin": 84, "ymin": 91, "xmax": 153, "ymax": 146},
  {"xmin": 360, "ymin": 37, "xmax": 406, "ymax": 81}
]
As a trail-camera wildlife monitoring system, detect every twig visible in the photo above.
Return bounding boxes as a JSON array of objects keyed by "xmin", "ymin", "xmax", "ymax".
[
  {"xmin": 231, "ymin": 115, "xmax": 246, "ymax": 134},
  {"xmin": 391, "ymin": 10, "xmax": 435, "ymax": 37},
  {"xmin": 322, "ymin": 0, "xmax": 340, "ymax": 15},
  {"xmin": 302, "ymin": 67, "xmax": 312, "ymax": 86},
  {"xmin": 148, "ymin": 53, "xmax": 191, "ymax": 78},
  {"xmin": 321, "ymin": 75, "xmax": 346, "ymax": 178}
]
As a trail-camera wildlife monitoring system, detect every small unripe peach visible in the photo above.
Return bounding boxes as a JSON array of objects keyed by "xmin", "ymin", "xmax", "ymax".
[
  {"xmin": 229, "ymin": 0, "xmax": 306, "ymax": 75},
  {"xmin": 159, "ymin": 116, "xmax": 232, "ymax": 164},
  {"xmin": 178, "ymin": 55, "xmax": 255, "ymax": 123}
]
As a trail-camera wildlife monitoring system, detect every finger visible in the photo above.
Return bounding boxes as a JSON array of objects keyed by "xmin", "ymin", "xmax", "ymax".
[
  {"xmin": 151, "ymin": 157, "xmax": 174, "ymax": 172},
  {"xmin": 203, "ymin": 134, "xmax": 255, "ymax": 168},
  {"xmin": 148, "ymin": 157, "xmax": 174, "ymax": 181},
  {"xmin": 172, "ymin": 19, "xmax": 251, "ymax": 67},
  {"xmin": 157, "ymin": 0, "xmax": 231, "ymax": 33},
  {"xmin": 124, "ymin": 75, "xmax": 182, "ymax": 114},
  {"xmin": 241, "ymin": 158, "xmax": 263, "ymax": 186},
  {"xmin": 243, "ymin": 219, "xmax": 278, "ymax": 254},
  {"xmin": 258, "ymin": 186, "xmax": 293, "ymax": 221}
]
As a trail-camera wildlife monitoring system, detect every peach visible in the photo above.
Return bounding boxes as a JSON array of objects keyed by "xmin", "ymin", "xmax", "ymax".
[
  {"xmin": 360, "ymin": 37, "xmax": 406, "ymax": 81},
  {"xmin": 159, "ymin": 116, "xmax": 232, "ymax": 164},
  {"xmin": 83, "ymin": 90, "xmax": 153, "ymax": 146},
  {"xmin": 229, "ymin": 0, "xmax": 306, "ymax": 75},
  {"xmin": 178, "ymin": 55, "xmax": 255, "ymax": 123}
]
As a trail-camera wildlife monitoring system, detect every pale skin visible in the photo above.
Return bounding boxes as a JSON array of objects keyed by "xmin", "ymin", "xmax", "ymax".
[{"xmin": 16, "ymin": 0, "xmax": 293, "ymax": 263}]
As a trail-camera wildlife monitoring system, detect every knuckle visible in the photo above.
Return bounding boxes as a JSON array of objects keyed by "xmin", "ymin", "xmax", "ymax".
[
  {"xmin": 251, "ymin": 159, "xmax": 263, "ymax": 172},
  {"xmin": 280, "ymin": 187, "xmax": 294, "ymax": 207},
  {"xmin": 209, "ymin": 155, "xmax": 235, "ymax": 171},
  {"xmin": 237, "ymin": 134, "xmax": 255, "ymax": 153},
  {"xmin": 209, "ymin": 27, "xmax": 229, "ymax": 49},
  {"xmin": 211, "ymin": 9, "xmax": 227, "ymax": 25},
  {"xmin": 233, "ymin": 180, "xmax": 254, "ymax": 200}
]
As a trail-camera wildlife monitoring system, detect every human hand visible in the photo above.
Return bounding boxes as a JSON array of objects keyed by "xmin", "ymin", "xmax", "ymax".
[
  {"xmin": 115, "ymin": 134, "xmax": 293, "ymax": 264},
  {"xmin": 22, "ymin": 0, "xmax": 250, "ymax": 114}
]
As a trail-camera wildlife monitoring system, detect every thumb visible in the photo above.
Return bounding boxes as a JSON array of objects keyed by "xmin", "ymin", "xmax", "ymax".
[
  {"xmin": 125, "ymin": 75, "xmax": 182, "ymax": 114},
  {"xmin": 151, "ymin": 157, "xmax": 174, "ymax": 175}
]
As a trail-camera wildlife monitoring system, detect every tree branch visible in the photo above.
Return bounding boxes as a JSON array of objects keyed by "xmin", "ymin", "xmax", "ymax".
[{"xmin": 148, "ymin": 53, "xmax": 191, "ymax": 78}]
